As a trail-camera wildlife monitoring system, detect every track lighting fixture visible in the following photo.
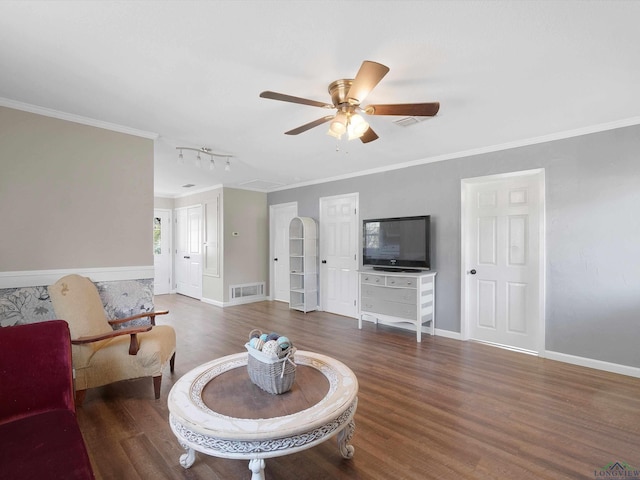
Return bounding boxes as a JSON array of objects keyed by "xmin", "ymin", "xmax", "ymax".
[{"xmin": 175, "ymin": 147, "xmax": 233, "ymax": 171}]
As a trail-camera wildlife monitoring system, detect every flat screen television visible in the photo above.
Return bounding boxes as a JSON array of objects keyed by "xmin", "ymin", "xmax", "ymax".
[{"xmin": 362, "ymin": 215, "xmax": 431, "ymax": 271}]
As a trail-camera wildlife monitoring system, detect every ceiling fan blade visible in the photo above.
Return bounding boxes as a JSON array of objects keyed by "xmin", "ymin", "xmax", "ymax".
[
  {"xmin": 285, "ymin": 115, "xmax": 335, "ymax": 135},
  {"xmin": 346, "ymin": 61, "xmax": 390, "ymax": 104},
  {"xmin": 260, "ymin": 91, "xmax": 333, "ymax": 109},
  {"xmin": 359, "ymin": 126, "xmax": 379, "ymax": 144},
  {"xmin": 365, "ymin": 102, "xmax": 440, "ymax": 117}
]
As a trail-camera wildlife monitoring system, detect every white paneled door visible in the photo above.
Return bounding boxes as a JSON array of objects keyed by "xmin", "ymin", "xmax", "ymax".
[
  {"xmin": 175, "ymin": 205, "xmax": 203, "ymax": 299},
  {"xmin": 319, "ymin": 193, "xmax": 359, "ymax": 318},
  {"xmin": 463, "ymin": 170, "xmax": 544, "ymax": 353},
  {"xmin": 270, "ymin": 202, "xmax": 298, "ymax": 303}
]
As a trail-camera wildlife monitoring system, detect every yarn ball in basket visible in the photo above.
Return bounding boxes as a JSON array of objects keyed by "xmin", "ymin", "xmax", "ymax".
[
  {"xmin": 261, "ymin": 340, "xmax": 279, "ymax": 357},
  {"xmin": 260, "ymin": 333, "xmax": 269, "ymax": 342},
  {"xmin": 266, "ymin": 332, "xmax": 280, "ymax": 341},
  {"xmin": 249, "ymin": 337, "xmax": 265, "ymax": 351},
  {"xmin": 249, "ymin": 330, "xmax": 261, "ymax": 340},
  {"xmin": 276, "ymin": 336, "xmax": 290, "ymax": 350}
]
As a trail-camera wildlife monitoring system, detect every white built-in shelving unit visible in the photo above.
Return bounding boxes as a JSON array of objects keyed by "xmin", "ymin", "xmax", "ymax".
[{"xmin": 289, "ymin": 217, "xmax": 317, "ymax": 313}]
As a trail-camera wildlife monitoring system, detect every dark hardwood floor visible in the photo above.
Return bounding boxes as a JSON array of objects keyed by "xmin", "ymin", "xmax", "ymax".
[{"xmin": 76, "ymin": 294, "xmax": 640, "ymax": 479}]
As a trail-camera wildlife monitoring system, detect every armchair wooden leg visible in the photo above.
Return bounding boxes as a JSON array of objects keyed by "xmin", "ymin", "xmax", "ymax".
[
  {"xmin": 153, "ymin": 375, "xmax": 162, "ymax": 399},
  {"xmin": 75, "ymin": 389, "xmax": 87, "ymax": 407},
  {"xmin": 170, "ymin": 352, "xmax": 176, "ymax": 373}
]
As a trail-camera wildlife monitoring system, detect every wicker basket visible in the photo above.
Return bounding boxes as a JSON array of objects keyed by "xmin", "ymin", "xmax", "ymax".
[{"xmin": 245, "ymin": 343, "xmax": 296, "ymax": 394}]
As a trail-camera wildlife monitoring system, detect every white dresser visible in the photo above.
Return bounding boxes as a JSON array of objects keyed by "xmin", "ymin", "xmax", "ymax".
[{"xmin": 358, "ymin": 270, "xmax": 436, "ymax": 342}]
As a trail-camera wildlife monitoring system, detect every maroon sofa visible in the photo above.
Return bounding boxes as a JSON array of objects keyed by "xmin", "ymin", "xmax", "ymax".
[{"xmin": 0, "ymin": 320, "xmax": 95, "ymax": 479}]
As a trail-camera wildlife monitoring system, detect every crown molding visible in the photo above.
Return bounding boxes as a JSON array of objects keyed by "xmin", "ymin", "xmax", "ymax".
[
  {"xmin": 271, "ymin": 116, "xmax": 640, "ymax": 193},
  {"xmin": 0, "ymin": 97, "xmax": 159, "ymax": 139}
]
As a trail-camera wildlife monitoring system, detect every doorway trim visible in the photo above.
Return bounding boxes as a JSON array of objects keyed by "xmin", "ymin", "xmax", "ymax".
[{"xmin": 460, "ymin": 168, "xmax": 546, "ymax": 355}]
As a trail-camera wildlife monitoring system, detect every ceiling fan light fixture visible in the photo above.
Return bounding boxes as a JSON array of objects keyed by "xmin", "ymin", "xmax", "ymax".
[
  {"xmin": 327, "ymin": 128, "xmax": 342, "ymax": 139},
  {"xmin": 347, "ymin": 113, "xmax": 369, "ymax": 140},
  {"xmin": 259, "ymin": 60, "xmax": 439, "ymax": 144},
  {"xmin": 329, "ymin": 112, "xmax": 348, "ymax": 138}
]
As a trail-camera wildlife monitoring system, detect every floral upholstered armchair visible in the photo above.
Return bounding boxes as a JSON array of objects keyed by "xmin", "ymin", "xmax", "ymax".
[{"xmin": 48, "ymin": 274, "xmax": 176, "ymax": 405}]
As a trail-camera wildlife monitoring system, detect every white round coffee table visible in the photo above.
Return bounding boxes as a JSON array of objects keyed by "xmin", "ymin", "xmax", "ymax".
[{"xmin": 168, "ymin": 350, "xmax": 358, "ymax": 480}]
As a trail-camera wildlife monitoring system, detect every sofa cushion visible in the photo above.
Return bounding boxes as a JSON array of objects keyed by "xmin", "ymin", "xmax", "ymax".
[
  {"xmin": 0, "ymin": 409, "xmax": 94, "ymax": 479},
  {"xmin": 0, "ymin": 320, "xmax": 75, "ymax": 423}
]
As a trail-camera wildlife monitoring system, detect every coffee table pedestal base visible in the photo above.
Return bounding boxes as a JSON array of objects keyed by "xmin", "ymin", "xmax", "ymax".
[
  {"xmin": 176, "ymin": 416, "xmax": 356, "ymax": 479},
  {"xmin": 169, "ymin": 351, "xmax": 359, "ymax": 479},
  {"xmin": 248, "ymin": 458, "xmax": 266, "ymax": 480}
]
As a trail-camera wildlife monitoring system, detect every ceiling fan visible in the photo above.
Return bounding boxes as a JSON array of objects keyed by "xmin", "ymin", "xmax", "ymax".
[{"xmin": 260, "ymin": 60, "xmax": 439, "ymax": 143}]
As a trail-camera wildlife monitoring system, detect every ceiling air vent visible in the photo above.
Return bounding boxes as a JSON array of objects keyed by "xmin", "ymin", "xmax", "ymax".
[
  {"xmin": 393, "ymin": 116, "xmax": 430, "ymax": 127},
  {"xmin": 182, "ymin": 184, "xmax": 196, "ymax": 188}
]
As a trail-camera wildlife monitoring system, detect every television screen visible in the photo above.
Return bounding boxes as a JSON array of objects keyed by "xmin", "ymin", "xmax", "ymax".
[{"xmin": 362, "ymin": 216, "xmax": 430, "ymax": 271}]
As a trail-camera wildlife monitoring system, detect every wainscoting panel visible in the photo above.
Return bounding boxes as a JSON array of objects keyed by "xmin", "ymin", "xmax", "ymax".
[{"xmin": 0, "ymin": 267, "xmax": 154, "ymax": 328}]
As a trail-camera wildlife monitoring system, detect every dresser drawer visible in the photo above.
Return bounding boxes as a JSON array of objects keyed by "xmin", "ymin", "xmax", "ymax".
[
  {"xmin": 386, "ymin": 276, "xmax": 417, "ymax": 288},
  {"xmin": 360, "ymin": 273, "xmax": 385, "ymax": 285},
  {"xmin": 361, "ymin": 284, "xmax": 416, "ymax": 305},
  {"xmin": 360, "ymin": 297, "xmax": 416, "ymax": 320}
]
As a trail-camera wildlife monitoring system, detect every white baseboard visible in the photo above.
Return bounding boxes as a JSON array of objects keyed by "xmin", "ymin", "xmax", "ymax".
[
  {"xmin": 201, "ymin": 297, "xmax": 224, "ymax": 308},
  {"xmin": 201, "ymin": 295, "xmax": 268, "ymax": 308},
  {"xmin": 544, "ymin": 350, "xmax": 640, "ymax": 379},
  {"xmin": 0, "ymin": 266, "xmax": 155, "ymax": 289},
  {"xmin": 435, "ymin": 328, "xmax": 462, "ymax": 340}
]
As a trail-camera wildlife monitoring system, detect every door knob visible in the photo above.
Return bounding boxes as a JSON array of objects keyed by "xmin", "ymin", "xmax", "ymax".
[
  {"xmin": 274, "ymin": 258, "xmax": 278, "ymax": 261},
  {"xmin": 469, "ymin": 269, "xmax": 476, "ymax": 275},
  {"xmin": 184, "ymin": 256, "xmax": 190, "ymax": 259},
  {"xmin": 321, "ymin": 260, "xmax": 327, "ymax": 264}
]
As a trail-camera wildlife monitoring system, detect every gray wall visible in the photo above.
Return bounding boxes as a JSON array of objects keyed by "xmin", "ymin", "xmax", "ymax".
[
  {"xmin": 1, "ymin": 106, "xmax": 154, "ymax": 271},
  {"xmin": 268, "ymin": 125, "xmax": 640, "ymax": 368}
]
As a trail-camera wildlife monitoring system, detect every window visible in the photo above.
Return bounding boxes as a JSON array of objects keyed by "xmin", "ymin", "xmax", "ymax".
[{"xmin": 153, "ymin": 217, "xmax": 162, "ymax": 255}]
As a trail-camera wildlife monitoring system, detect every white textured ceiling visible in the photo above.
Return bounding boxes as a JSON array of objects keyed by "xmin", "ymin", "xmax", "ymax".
[{"xmin": 1, "ymin": 1, "xmax": 639, "ymax": 197}]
